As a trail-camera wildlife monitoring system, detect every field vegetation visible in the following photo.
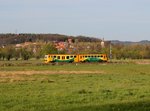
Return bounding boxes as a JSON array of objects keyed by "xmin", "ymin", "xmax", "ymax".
[{"xmin": 0, "ymin": 61, "xmax": 150, "ymax": 111}]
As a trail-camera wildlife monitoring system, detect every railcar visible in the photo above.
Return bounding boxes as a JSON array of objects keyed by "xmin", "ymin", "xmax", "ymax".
[
  {"xmin": 44, "ymin": 54, "xmax": 108, "ymax": 63},
  {"xmin": 78, "ymin": 54, "xmax": 108, "ymax": 62}
]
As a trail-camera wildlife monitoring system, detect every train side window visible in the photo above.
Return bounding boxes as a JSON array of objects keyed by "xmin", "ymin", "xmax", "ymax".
[
  {"xmin": 62, "ymin": 56, "xmax": 65, "ymax": 59},
  {"xmin": 85, "ymin": 56, "xmax": 87, "ymax": 58},
  {"xmin": 48, "ymin": 56, "xmax": 50, "ymax": 58},
  {"xmin": 80, "ymin": 56, "xmax": 82, "ymax": 59},
  {"xmin": 71, "ymin": 56, "xmax": 73, "ymax": 58},
  {"xmin": 101, "ymin": 55, "xmax": 103, "ymax": 57},
  {"xmin": 74, "ymin": 56, "xmax": 76, "ymax": 58},
  {"xmin": 98, "ymin": 56, "xmax": 100, "ymax": 57},
  {"xmin": 57, "ymin": 56, "xmax": 60, "ymax": 59},
  {"xmin": 88, "ymin": 56, "xmax": 90, "ymax": 57},
  {"xmin": 67, "ymin": 56, "xmax": 69, "ymax": 59},
  {"xmin": 91, "ymin": 56, "xmax": 93, "ymax": 57},
  {"xmin": 54, "ymin": 56, "xmax": 56, "ymax": 58},
  {"xmin": 95, "ymin": 56, "xmax": 97, "ymax": 57}
]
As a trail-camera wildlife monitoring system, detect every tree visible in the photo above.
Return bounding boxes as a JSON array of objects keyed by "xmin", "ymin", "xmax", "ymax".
[
  {"xmin": 0, "ymin": 48, "xmax": 2, "ymax": 59},
  {"xmin": 4, "ymin": 46, "xmax": 14, "ymax": 61},
  {"xmin": 41, "ymin": 43, "xmax": 58, "ymax": 55},
  {"xmin": 14, "ymin": 49, "xmax": 21, "ymax": 60},
  {"xmin": 20, "ymin": 48, "xmax": 32, "ymax": 60},
  {"xmin": 33, "ymin": 48, "xmax": 42, "ymax": 59},
  {"xmin": 0, "ymin": 48, "xmax": 6, "ymax": 60}
]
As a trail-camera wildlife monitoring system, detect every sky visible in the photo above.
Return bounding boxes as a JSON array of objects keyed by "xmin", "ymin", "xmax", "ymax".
[{"xmin": 0, "ymin": 0, "xmax": 150, "ymax": 41}]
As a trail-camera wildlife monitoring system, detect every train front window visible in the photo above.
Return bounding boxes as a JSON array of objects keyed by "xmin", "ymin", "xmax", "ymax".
[{"xmin": 44, "ymin": 55, "xmax": 48, "ymax": 59}]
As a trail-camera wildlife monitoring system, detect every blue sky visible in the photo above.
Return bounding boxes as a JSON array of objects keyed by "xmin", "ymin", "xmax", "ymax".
[{"xmin": 0, "ymin": 0, "xmax": 150, "ymax": 41}]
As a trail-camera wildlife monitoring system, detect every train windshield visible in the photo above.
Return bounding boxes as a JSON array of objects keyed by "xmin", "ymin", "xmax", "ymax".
[{"xmin": 44, "ymin": 55, "xmax": 48, "ymax": 58}]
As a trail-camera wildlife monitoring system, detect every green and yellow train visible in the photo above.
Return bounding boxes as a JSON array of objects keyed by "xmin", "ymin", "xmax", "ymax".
[{"xmin": 44, "ymin": 54, "xmax": 108, "ymax": 63}]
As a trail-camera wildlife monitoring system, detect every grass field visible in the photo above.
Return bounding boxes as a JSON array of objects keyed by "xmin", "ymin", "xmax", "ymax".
[{"xmin": 0, "ymin": 60, "xmax": 150, "ymax": 111}]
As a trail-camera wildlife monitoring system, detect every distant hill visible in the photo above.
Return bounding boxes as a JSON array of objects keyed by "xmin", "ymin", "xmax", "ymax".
[
  {"xmin": 0, "ymin": 33, "xmax": 149, "ymax": 46},
  {"xmin": 0, "ymin": 33, "xmax": 101, "ymax": 45}
]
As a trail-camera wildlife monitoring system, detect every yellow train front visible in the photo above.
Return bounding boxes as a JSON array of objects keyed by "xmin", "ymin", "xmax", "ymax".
[
  {"xmin": 44, "ymin": 54, "xmax": 78, "ymax": 63},
  {"xmin": 44, "ymin": 54, "xmax": 108, "ymax": 63}
]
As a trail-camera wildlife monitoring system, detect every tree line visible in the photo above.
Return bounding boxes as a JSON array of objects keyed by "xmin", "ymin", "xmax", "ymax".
[
  {"xmin": 0, "ymin": 42, "xmax": 150, "ymax": 61},
  {"xmin": 112, "ymin": 44, "xmax": 150, "ymax": 59}
]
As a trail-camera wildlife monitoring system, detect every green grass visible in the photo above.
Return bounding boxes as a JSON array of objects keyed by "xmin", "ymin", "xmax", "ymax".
[{"xmin": 0, "ymin": 61, "xmax": 150, "ymax": 111}]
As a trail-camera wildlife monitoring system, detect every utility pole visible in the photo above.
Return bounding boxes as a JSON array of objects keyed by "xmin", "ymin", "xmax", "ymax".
[{"xmin": 109, "ymin": 41, "xmax": 112, "ymax": 60}]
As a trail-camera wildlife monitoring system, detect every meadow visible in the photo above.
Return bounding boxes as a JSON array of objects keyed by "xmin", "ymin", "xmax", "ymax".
[{"xmin": 0, "ymin": 60, "xmax": 150, "ymax": 111}]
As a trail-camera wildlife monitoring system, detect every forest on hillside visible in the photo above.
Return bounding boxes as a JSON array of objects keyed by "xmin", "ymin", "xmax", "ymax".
[{"xmin": 0, "ymin": 34, "xmax": 101, "ymax": 45}]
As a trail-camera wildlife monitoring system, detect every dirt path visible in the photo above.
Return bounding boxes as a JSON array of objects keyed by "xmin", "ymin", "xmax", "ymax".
[{"xmin": 0, "ymin": 70, "xmax": 104, "ymax": 77}]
